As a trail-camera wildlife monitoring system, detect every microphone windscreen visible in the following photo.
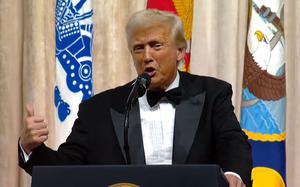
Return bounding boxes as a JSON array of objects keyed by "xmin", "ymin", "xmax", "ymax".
[
  {"xmin": 139, "ymin": 73, "xmax": 151, "ymax": 88},
  {"xmin": 137, "ymin": 73, "xmax": 151, "ymax": 97}
]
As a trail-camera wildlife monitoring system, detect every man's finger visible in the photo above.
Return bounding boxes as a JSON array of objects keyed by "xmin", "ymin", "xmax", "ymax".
[
  {"xmin": 26, "ymin": 104, "xmax": 34, "ymax": 117},
  {"xmin": 38, "ymin": 135, "xmax": 48, "ymax": 143},
  {"xmin": 37, "ymin": 128, "xmax": 49, "ymax": 136},
  {"xmin": 25, "ymin": 117, "xmax": 46, "ymax": 128},
  {"xmin": 33, "ymin": 117, "xmax": 46, "ymax": 123},
  {"xmin": 28, "ymin": 122, "xmax": 47, "ymax": 130}
]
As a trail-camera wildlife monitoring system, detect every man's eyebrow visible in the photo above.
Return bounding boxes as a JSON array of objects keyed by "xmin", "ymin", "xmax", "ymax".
[
  {"xmin": 132, "ymin": 43, "xmax": 144, "ymax": 47},
  {"xmin": 148, "ymin": 41, "xmax": 164, "ymax": 46}
]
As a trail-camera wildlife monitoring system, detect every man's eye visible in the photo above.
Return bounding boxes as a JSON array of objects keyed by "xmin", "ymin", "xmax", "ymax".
[
  {"xmin": 133, "ymin": 46, "xmax": 144, "ymax": 53},
  {"xmin": 153, "ymin": 43, "xmax": 163, "ymax": 50}
]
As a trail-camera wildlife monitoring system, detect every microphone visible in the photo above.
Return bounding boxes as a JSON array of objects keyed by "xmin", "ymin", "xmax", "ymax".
[
  {"xmin": 123, "ymin": 73, "xmax": 151, "ymax": 164},
  {"xmin": 126, "ymin": 73, "xmax": 151, "ymax": 107}
]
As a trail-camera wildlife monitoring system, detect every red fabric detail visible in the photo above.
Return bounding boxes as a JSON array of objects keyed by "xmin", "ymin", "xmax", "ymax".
[
  {"xmin": 146, "ymin": 0, "xmax": 177, "ymax": 14},
  {"xmin": 184, "ymin": 53, "xmax": 190, "ymax": 71}
]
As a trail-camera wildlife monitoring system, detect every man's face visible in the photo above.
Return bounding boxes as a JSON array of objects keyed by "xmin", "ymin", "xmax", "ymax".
[{"xmin": 129, "ymin": 25, "xmax": 185, "ymax": 90}]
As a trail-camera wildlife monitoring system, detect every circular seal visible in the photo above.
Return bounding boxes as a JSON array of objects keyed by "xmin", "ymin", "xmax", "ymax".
[{"xmin": 109, "ymin": 183, "xmax": 140, "ymax": 187}]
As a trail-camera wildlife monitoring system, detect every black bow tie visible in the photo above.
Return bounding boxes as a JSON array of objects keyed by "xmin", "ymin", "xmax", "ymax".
[{"xmin": 146, "ymin": 88, "xmax": 182, "ymax": 107}]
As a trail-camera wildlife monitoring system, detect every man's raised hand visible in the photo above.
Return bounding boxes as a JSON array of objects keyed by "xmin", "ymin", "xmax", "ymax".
[{"xmin": 20, "ymin": 104, "xmax": 49, "ymax": 154}]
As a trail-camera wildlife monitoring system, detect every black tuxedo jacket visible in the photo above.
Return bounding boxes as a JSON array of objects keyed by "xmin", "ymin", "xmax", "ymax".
[{"xmin": 19, "ymin": 71, "xmax": 252, "ymax": 186}]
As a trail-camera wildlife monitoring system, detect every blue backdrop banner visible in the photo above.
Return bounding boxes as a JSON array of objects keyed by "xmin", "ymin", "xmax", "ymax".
[
  {"xmin": 240, "ymin": 0, "xmax": 286, "ymax": 186},
  {"xmin": 54, "ymin": 0, "xmax": 93, "ymax": 146}
]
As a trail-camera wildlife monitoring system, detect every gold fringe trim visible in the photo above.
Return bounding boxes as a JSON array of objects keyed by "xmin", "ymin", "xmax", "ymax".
[
  {"xmin": 243, "ymin": 129, "xmax": 286, "ymax": 142},
  {"xmin": 173, "ymin": 0, "xmax": 194, "ymax": 40}
]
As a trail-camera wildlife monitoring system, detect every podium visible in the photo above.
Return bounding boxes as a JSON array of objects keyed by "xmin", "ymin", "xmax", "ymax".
[{"xmin": 32, "ymin": 165, "xmax": 229, "ymax": 187}]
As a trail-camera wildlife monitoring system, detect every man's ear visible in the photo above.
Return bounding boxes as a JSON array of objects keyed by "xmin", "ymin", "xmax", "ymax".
[{"xmin": 176, "ymin": 48, "xmax": 186, "ymax": 61}]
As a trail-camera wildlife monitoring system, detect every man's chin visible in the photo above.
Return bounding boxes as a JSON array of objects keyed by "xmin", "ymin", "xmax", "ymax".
[{"xmin": 148, "ymin": 82, "xmax": 165, "ymax": 91}]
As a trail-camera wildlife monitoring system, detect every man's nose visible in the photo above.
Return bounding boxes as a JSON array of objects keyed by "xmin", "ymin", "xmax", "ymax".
[{"xmin": 143, "ymin": 46, "xmax": 153, "ymax": 63}]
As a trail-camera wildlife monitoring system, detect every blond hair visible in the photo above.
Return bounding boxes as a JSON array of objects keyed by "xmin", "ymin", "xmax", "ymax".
[{"xmin": 126, "ymin": 9, "xmax": 187, "ymax": 49}]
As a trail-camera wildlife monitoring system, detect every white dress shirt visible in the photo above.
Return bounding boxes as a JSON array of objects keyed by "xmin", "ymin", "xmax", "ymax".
[{"xmin": 139, "ymin": 71, "xmax": 179, "ymax": 165}]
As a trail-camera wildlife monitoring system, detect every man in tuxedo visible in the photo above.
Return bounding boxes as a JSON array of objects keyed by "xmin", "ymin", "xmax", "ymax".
[{"xmin": 19, "ymin": 9, "xmax": 252, "ymax": 187}]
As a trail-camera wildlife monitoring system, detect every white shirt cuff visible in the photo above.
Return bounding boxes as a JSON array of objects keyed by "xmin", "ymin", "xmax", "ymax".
[
  {"xmin": 224, "ymin": 171, "xmax": 242, "ymax": 180},
  {"xmin": 19, "ymin": 142, "xmax": 32, "ymax": 162}
]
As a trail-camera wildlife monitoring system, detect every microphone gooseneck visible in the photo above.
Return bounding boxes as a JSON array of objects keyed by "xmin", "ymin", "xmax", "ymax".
[{"xmin": 123, "ymin": 73, "xmax": 151, "ymax": 164}]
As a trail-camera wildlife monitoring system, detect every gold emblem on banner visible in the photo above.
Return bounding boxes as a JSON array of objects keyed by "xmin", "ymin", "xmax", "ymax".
[{"xmin": 109, "ymin": 183, "xmax": 140, "ymax": 187}]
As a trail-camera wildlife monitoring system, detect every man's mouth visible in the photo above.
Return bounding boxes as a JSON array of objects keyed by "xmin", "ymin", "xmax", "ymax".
[{"xmin": 144, "ymin": 67, "xmax": 156, "ymax": 77}]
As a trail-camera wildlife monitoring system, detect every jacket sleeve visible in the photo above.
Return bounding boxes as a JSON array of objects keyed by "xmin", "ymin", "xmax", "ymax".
[{"xmin": 212, "ymin": 83, "xmax": 253, "ymax": 187}]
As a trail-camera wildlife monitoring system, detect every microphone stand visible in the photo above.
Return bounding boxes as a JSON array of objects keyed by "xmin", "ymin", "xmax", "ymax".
[
  {"xmin": 123, "ymin": 73, "xmax": 150, "ymax": 165},
  {"xmin": 123, "ymin": 79, "xmax": 139, "ymax": 165},
  {"xmin": 123, "ymin": 104, "xmax": 131, "ymax": 165},
  {"xmin": 123, "ymin": 78, "xmax": 139, "ymax": 165}
]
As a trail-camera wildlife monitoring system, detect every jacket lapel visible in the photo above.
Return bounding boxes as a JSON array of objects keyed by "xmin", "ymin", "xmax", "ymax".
[
  {"xmin": 172, "ymin": 72, "xmax": 206, "ymax": 164},
  {"xmin": 110, "ymin": 101, "xmax": 146, "ymax": 164}
]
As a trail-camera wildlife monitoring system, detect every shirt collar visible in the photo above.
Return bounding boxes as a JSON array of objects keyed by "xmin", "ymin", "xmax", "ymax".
[{"xmin": 165, "ymin": 71, "xmax": 180, "ymax": 91}]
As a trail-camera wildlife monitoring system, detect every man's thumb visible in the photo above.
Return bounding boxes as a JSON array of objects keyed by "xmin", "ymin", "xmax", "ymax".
[{"xmin": 26, "ymin": 104, "xmax": 34, "ymax": 117}]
